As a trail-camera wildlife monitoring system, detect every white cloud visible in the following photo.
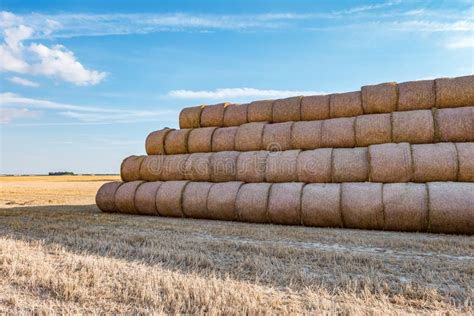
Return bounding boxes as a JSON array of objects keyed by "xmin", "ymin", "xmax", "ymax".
[
  {"xmin": 7, "ymin": 76, "xmax": 39, "ymax": 87},
  {"xmin": 167, "ymin": 88, "xmax": 326, "ymax": 100},
  {"xmin": 446, "ymin": 35, "xmax": 474, "ymax": 49},
  {"xmin": 0, "ymin": 107, "xmax": 40, "ymax": 123}
]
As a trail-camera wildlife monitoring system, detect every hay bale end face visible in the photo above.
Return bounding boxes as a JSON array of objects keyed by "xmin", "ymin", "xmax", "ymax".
[
  {"xmin": 341, "ymin": 183, "xmax": 384, "ymax": 230},
  {"xmin": 247, "ymin": 100, "xmax": 273, "ymax": 122},
  {"xmin": 236, "ymin": 183, "xmax": 271, "ymax": 223},
  {"xmin": 139, "ymin": 155, "xmax": 166, "ymax": 181},
  {"xmin": 361, "ymin": 82, "xmax": 398, "ymax": 114},
  {"xmin": 369, "ymin": 143, "xmax": 412, "ymax": 183},
  {"xmin": 291, "ymin": 121, "xmax": 322, "ymax": 150},
  {"xmin": 355, "ymin": 113, "xmax": 391, "ymax": 147},
  {"xmin": 184, "ymin": 153, "xmax": 212, "ymax": 181},
  {"xmin": 435, "ymin": 107, "xmax": 474, "ymax": 142},
  {"xmin": 329, "ymin": 91, "xmax": 363, "ymax": 118},
  {"xmin": 236, "ymin": 151, "xmax": 268, "ymax": 182},
  {"xmin": 212, "ymin": 127, "xmax": 237, "ymax": 152},
  {"xmin": 155, "ymin": 181, "xmax": 188, "ymax": 217},
  {"xmin": 332, "ymin": 148, "xmax": 369, "ymax": 182},
  {"xmin": 302, "ymin": 183, "xmax": 342, "ymax": 227},
  {"xmin": 428, "ymin": 182, "xmax": 474, "ymax": 234},
  {"xmin": 265, "ymin": 150, "xmax": 300, "ymax": 182},
  {"xmin": 210, "ymin": 151, "xmax": 239, "ymax": 182},
  {"xmin": 188, "ymin": 127, "xmax": 216, "ymax": 153},
  {"xmin": 268, "ymin": 183, "xmax": 304, "ymax": 225},
  {"xmin": 301, "ymin": 95, "xmax": 330, "ymax": 121},
  {"xmin": 435, "ymin": 75, "xmax": 474, "ymax": 108},
  {"xmin": 160, "ymin": 154, "xmax": 189, "ymax": 181},
  {"xmin": 262, "ymin": 122, "xmax": 293, "ymax": 151},
  {"xmin": 96, "ymin": 181, "xmax": 122, "ymax": 212},
  {"xmin": 115, "ymin": 181, "xmax": 144, "ymax": 214},
  {"xmin": 121, "ymin": 155, "xmax": 146, "ymax": 182},
  {"xmin": 179, "ymin": 106, "xmax": 204, "ymax": 129},
  {"xmin": 383, "ymin": 183, "xmax": 428, "ymax": 232},
  {"xmin": 145, "ymin": 128, "xmax": 173, "ymax": 155},
  {"xmin": 392, "ymin": 110, "xmax": 434, "ymax": 144},
  {"xmin": 223, "ymin": 103, "xmax": 248, "ymax": 127},
  {"xmin": 272, "ymin": 96, "xmax": 301, "ymax": 123},
  {"xmin": 164, "ymin": 129, "xmax": 191, "ymax": 155},
  {"xmin": 207, "ymin": 182, "xmax": 243, "ymax": 220},
  {"xmin": 412, "ymin": 143, "xmax": 458, "ymax": 182},
  {"xmin": 456, "ymin": 143, "xmax": 474, "ymax": 181},
  {"xmin": 200, "ymin": 103, "xmax": 227, "ymax": 127},
  {"xmin": 182, "ymin": 182, "xmax": 213, "ymax": 219},
  {"xmin": 297, "ymin": 148, "xmax": 332, "ymax": 183},
  {"xmin": 321, "ymin": 117, "xmax": 356, "ymax": 148},
  {"xmin": 235, "ymin": 122, "xmax": 266, "ymax": 151},
  {"xmin": 134, "ymin": 182, "xmax": 162, "ymax": 215},
  {"xmin": 397, "ymin": 79, "xmax": 435, "ymax": 111}
]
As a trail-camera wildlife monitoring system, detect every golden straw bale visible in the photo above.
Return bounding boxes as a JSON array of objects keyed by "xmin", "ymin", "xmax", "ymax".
[
  {"xmin": 207, "ymin": 182, "xmax": 243, "ymax": 220},
  {"xmin": 272, "ymin": 96, "xmax": 301, "ymax": 123},
  {"xmin": 265, "ymin": 150, "xmax": 300, "ymax": 182},
  {"xmin": 115, "ymin": 181, "xmax": 144, "ymax": 214},
  {"xmin": 212, "ymin": 127, "xmax": 237, "ymax": 152},
  {"xmin": 121, "ymin": 155, "xmax": 146, "ymax": 181},
  {"xmin": 301, "ymin": 95, "xmax": 330, "ymax": 121},
  {"xmin": 398, "ymin": 79, "xmax": 435, "ymax": 111},
  {"xmin": 392, "ymin": 110, "xmax": 434, "ymax": 144},
  {"xmin": 435, "ymin": 107, "xmax": 474, "ymax": 142},
  {"xmin": 134, "ymin": 182, "xmax": 162, "ymax": 215},
  {"xmin": 341, "ymin": 183, "xmax": 384, "ymax": 230},
  {"xmin": 291, "ymin": 121, "xmax": 322, "ymax": 150},
  {"xmin": 164, "ymin": 129, "xmax": 191, "ymax": 154},
  {"xmin": 139, "ymin": 155, "xmax": 166, "ymax": 181},
  {"xmin": 355, "ymin": 113, "xmax": 391, "ymax": 147},
  {"xmin": 301, "ymin": 184, "xmax": 342, "ymax": 227},
  {"xmin": 267, "ymin": 183, "xmax": 304, "ymax": 225},
  {"xmin": 412, "ymin": 143, "xmax": 458, "ymax": 182},
  {"xmin": 184, "ymin": 153, "xmax": 212, "ymax": 181},
  {"xmin": 369, "ymin": 143, "xmax": 412, "ymax": 183},
  {"xmin": 223, "ymin": 103, "xmax": 248, "ymax": 127},
  {"xmin": 247, "ymin": 100, "xmax": 273, "ymax": 122},
  {"xmin": 210, "ymin": 151, "xmax": 239, "ymax": 182},
  {"xmin": 321, "ymin": 117, "xmax": 356, "ymax": 148},
  {"xmin": 160, "ymin": 154, "xmax": 189, "ymax": 181},
  {"xmin": 330, "ymin": 91, "xmax": 363, "ymax": 118},
  {"xmin": 182, "ymin": 182, "xmax": 213, "ymax": 219},
  {"xmin": 236, "ymin": 183, "xmax": 271, "ymax": 223},
  {"xmin": 155, "ymin": 181, "xmax": 189, "ymax": 217},
  {"xmin": 332, "ymin": 148, "xmax": 369, "ymax": 182},
  {"xmin": 145, "ymin": 128, "xmax": 173, "ymax": 155},
  {"xmin": 235, "ymin": 122, "xmax": 266, "ymax": 151},
  {"xmin": 435, "ymin": 75, "xmax": 474, "ymax": 108},
  {"xmin": 96, "ymin": 181, "xmax": 122, "ymax": 212},
  {"xmin": 361, "ymin": 82, "xmax": 398, "ymax": 114},
  {"xmin": 179, "ymin": 105, "xmax": 204, "ymax": 129},
  {"xmin": 262, "ymin": 122, "xmax": 293, "ymax": 151},
  {"xmin": 188, "ymin": 127, "xmax": 216, "ymax": 153},
  {"xmin": 297, "ymin": 148, "xmax": 332, "ymax": 183},
  {"xmin": 456, "ymin": 142, "xmax": 474, "ymax": 181},
  {"xmin": 200, "ymin": 103, "xmax": 227, "ymax": 127},
  {"xmin": 236, "ymin": 151, "xmax": 268, "ymax": 182}
]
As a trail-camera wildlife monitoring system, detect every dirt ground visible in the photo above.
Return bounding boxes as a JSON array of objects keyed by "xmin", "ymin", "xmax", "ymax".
[{"xmin": 0, "ymin": 176, "xmax": 472, "ymax": 314}]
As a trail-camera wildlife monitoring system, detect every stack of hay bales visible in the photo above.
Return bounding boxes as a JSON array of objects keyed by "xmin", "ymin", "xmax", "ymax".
[{"xmin": 97, "ymin": 75, "xmax": 474, "ymax": 234}]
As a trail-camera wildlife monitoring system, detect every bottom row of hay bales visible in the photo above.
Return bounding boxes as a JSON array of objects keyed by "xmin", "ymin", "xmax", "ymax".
[{"xmin": 97, "ymin": 181, "xmax": 473, "ymax": 234}]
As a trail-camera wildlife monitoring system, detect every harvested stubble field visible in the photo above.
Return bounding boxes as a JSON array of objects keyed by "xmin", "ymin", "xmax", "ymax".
[{"xmin": 0, "ymin": 176, "xmax": 473, "ymax": 314}]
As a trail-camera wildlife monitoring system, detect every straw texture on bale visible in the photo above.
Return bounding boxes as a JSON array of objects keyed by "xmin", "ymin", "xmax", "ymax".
[
  {"xmin": 145, "ymin": 128, "xmax": 173, "ymax": 155},
  {"xmin": 301, "ymin": 184, "xmax": 342, "ymax": 227},
  {"xmin": 121, "ymin": 155, "xmax": 146, "ymax": 182},
  {"xmin": 265, "ymin": 150, "xmax": 300, "ymax": 183},
  {"xmin": 301, "ymin": 95, "xmax": 330, "ymax": 121},
  {"xmin": 321, "ymin": 117, "xmax": 356, "ymax": 148},
  {"xmin": 164, "ymin": 129, "xmax": 191, "ymax": 155},
  {"xmin": 456, "ymin": 143, "xmax": 474, "ymax": 181},
  {"xmin": 160, "ymin": 154, "xmax": 189, "ymax": 181},
  {"xmin": 341, "ymin": 183, "xmax": 384, "ymax": 230},
  {"xmin": 435, "ymin": 75, "xmax": 474, "ymax": 108},
  {"xmin": 267, "ymin": 183, "xmax": 304, "ymax": 225},
  {"xmin": 96, "ymin": 181, "xmax": 122, "ymax": 212},
  {"xmin": 290, "ymin": 121, "xmax": 322, "ymax": 150},
  {"xmin": 382, "ymin": 183, "xmax": 428, "ymax": 232},
  {"xmin": 223, "ymin": 103, "xmax": 248, "ymax": 127},
  {"xmin": 179, "ymin": 105, "xmax": 204, "ymax": 129},
  {"xmin": 207, "ymin": 182, "xmax": 243, "ymax": 220},
  {"xmin": 412, "ymin": 143, "xmax": 458, "ymax": 182},
  {"xmin": 297, "ymin": 148, "xmax": 332, "ymax": 183},
  {"xmin": 236, "ymin": 151, "xmax": 268, "ymax": 182},
  {"xmin": 134, "ymin": 182, "xmax": 162, "ymax": 215},
  {"xmin": 182, "ymin": 182, "xmax": 213, "ymax": 219},
  {"xmin": 235, "ymin": 122, "xmax": 265, "ymax": 151},
  {"xmin": 428, "ymin": 182, "xmax": 474, "ymax": 234},
  {"xmin": 392, "ymin": 110, "xmax": 434, "ymax": 144},
  {"xmin": 247, "ymin": 100, "xmax": 273, "ymax": 122},
  {"xmin": 435, "ymin": 107, "xmax": 474, "ymax": 142},
  {"xmin": 211, "ymin": 127, "xmax": 237, "ymax": 152},
  {"xmin": 139, "ymin": 155, "xmax": 165, "ymax": 181},
  {"xmin": 262, "ymin": 122, "xmax": 293, "ymax": 151},
  {"xmin": 330, "ymin": 91, "xmax": 363, "ymax": 118},
  {"xmin": 115, "ymin": 181, "xmax": 144, "ymax": 214},
  {"xmin": 187, "ymin": 127, "xmax": 216, "ymax": 153},
  {"xmin": 354, "ymin": 114, "xmax": 391, "ymax": 147},
  {"xmin": 210, "ymin": 151, "xmax": 239, "ymax": 182},
  {"xmin": 272, "ymin": 96, "xmax": 301, "ymax": 123},
  {"xmin": 397, "ymin": 80, "xmax": 435, "ymax": 111},
  {"xmin": 155, "ymin": 181, "xmax": 188, "ymax": 217},
  {"xmin": 236, "ymin": 183, "xmax": 271, "ymax": 223},
  {"xmin": 184, "ymin": 153, "xmax": 212, "ymax": 181},
  {"xmin": 200, "ymin": 103, "xmax": 227, "ymax": 127},
  {"xmin": 361, "ymin": 82, "xmax": 398, "ymax": 114},
  {"xmin": 332, "ymin": 148, "xmax": 369, "ymax": 182},
  {"xmin": 369, "ymin": 143, "xmax": 412, "ymax": 183}
]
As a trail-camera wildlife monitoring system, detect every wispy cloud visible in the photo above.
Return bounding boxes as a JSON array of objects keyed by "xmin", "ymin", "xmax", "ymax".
[
  {"xmin": 167, "ymin": 87, "xmax": 326, "ymax": 100},
  {"xmin": 7, "ymin": 76, "xmax": 39, "ymax": 87},
  {"xmin": 446, "ymin": 35, "xmax": 474, "ymax": 49},
  {"xmin": 0, "ymin": 107, "xmax": 41, "ymax": 123}
]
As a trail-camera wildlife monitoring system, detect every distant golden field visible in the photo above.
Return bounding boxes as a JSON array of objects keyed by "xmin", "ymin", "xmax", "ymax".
[{"xmin": 0, "ymin": 175, "xmax": 472, "ymax": 314}]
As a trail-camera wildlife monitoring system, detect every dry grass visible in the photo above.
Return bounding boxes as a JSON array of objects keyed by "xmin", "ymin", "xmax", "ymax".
[{"xmin": 0, "ymin": 176, "xmax": 473, "ymax": 314}]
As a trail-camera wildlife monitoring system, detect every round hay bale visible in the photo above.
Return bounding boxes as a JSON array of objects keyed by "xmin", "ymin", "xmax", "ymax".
[
  {"xmin": 397, "ymin": 79, "xmax": 435, "ymax": 111},
  {"xmin": 164, "ymin": 129, "xmax": 191, "ymax": 154},
  {"xmin": 456, "ymin": 143, "xmax": 474, "ymax": 181},
  {"xmin": 262, "ymin": 122, "xmax": 293, "ymax": 151},
  {"xmin": 235, "ymin": 122, "xmax": 265, "ymax": 151},
  {"xmin": 179, "ymin": 105, "xmax": 204, "ymax": 129},
  {"xmin": 134, "ymin": 182, "xmax": 162, "ymax": 215},
  {"xmin": 236, "ymin": 151, "xmax": 268, "ymax": 182},
  {"xmin": 139, "ymin": 155, "xmax": 166, "ymax": 181},
  {"xmin": 160, "ymin": 154, "xmax": 189, "ymax": 181},
  {"xmin": 435, "ymin": 75, "xmax": 474, "ymax": 108},
  {"xmin": 368, "ymin": 143, "xmax": 412, "ymax": 183},
  {"xmin": 412, "ymin": 143, "xmax": 458, "ymax": 182},
  {"xmin": 355, "ymin": 113, "xmax": 391, "ymax": 147},
  {"xmin": 392, "ymin": 110, "xmax": 434, "ymax": 144},
  {"xmin": 121, "ymin": 155, "xmax": 146, "ymax": 182},
  {"xmin": 265, "ymin": 150, "xmax": 300, "ymax": 182},
  {"xmin": 332, "ymin": 148, "xmax": 369, "ymax": 182},
  {"xmin": 435, "ymin": 107, "xmax": 474, "ymax": 142},
  {"xmin": 201, "ymin": 103, "xmax": 227, "ymax": 127},
  {"xmin": 188, "ymin": 127, "xmax": 216, "ymax": 153},
  {"xmin": 301, "ymin": 95, "xmax": 330, "ymax": 121},
  {"xmin": 182, "ymin": 182, "xmax": 213, "ymax": 219},
  {"xmin": 236, "ymin": 183, "xmax": 271, "ymax": 223},
  {"xmin": 301, "ymin": 184, "xmax": 342, "ymax": 227},
  {"xmin": 268, "ymin": 183, "xmax": 304, "ymax": 225},
  {"xmin": 297, "ymin": 148, "xmax": 332, "ymax": 183},
  {"xmin": 96, "ymin": 181, "xmax": 122, "ymax": 212},
  {"xmin": 210, "ymin": 151, "xmax": 239, "ymax": 182},
  {"xmin": 291, "ymin": 121, "xmax": 322, "ymax": 150},
  {"xmin": 247, "ymin": 100, "xmax": 273, "ymax": 122},
  {"xmin": 341, "ymin": 183, "xmax": 384, "ymax": 230},
  {"xmin": 383, "ymin": 183, "xmax": 428, "ymax": 232},
  {"xmin": 212, "ymin": 127, "xmax": 237, "ymax": 152},
  {"xmin": 223, "ymin": 103, "xmax": 248, "ymax": 127},
  {"xmin": 428, "ymin": 182, "xmax": 474, "ymax": 234},
  {"xmin": 329, "ymin": 91, "xmax": 363, "ymax": 118},
  {"xmin": 115, "ymin": 181, "xmax": 144, "ymax": 214},
  {"xmin": 361, "ymin": 82, "xmax": 398, "ymax": 114},
  {"xmin": 207, "ymin": 182, "xmax": 243, "ymax": 220},
  {"xmin": 272, "ymin": 96, "xmax": 301, "ymax": 123},
  {"xmin": 155, "ymin": 181, "xmax": 189, "ymax": 217},
  {"xmin": 145, "ymin": 128, "xmax": 173, "ymax": 155},
  {"xmin": 321, "ymin": 117, "xmax": 356, "ymax": 148},
  {"xmin": 184, "ymin": 153, "xmax": 212, "ymax": 181}
]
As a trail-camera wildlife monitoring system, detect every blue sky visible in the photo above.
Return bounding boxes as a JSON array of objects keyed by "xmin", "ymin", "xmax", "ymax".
[{"xmin": 1, "ymin": 0, "xmax": 473, "ymax": 174}]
